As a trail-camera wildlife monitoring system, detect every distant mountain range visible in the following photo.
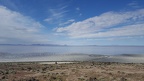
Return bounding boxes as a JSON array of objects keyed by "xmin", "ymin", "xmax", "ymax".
[
  {"xmin": 0, "ymin": 44, "xmax": 143, "ymax": 46},
  {"xmin": 0, "ymin": 44, "xmax": 66, "ymax": 46}
]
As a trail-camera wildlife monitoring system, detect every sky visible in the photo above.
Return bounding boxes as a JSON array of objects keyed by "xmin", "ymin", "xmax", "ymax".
[{"xmin": 0, "ymin": 0, "xmax": 144, "ymax": 45}]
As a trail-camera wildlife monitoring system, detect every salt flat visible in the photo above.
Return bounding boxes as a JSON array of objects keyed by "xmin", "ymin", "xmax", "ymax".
[{"xmin": 1, "ymin": 54, "xmax": 144, "ymax": 63}]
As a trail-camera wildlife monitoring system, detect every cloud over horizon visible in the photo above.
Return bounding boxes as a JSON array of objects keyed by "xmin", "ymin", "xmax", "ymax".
[
  {"xmin": 0, "ymin": 6, "xmax": 49, "ymax": 44},
  {"xmin": 55, "ymin": 9, "xmax": 144, "ymax": 39}
]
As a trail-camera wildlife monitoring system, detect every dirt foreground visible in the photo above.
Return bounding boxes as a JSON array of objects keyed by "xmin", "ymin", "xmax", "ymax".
[{"xmin": 0, "ymin": 61, "xmax": 144, "ymax": 81}]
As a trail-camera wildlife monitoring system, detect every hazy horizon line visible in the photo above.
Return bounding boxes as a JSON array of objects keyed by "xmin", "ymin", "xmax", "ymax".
[{"xmin": 0, "ymin": 44, "xmax": 144, "ymax": 46}]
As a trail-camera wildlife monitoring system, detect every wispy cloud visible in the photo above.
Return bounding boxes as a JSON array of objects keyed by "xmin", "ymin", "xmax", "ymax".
[
  {"xmin": 59, "ymin": 19, "xmax": 75, "ymax": 26},
  {"xmin": 79, "ymin": 13, "xmax": 82, "ymax": 16},
  {"xmin": 44, "ymin": 5, "xmax": 68, "ymax": 25},
  {"xmin": 128, "ymin": 1, "xmax": 140, "ymax": 8},
  {"xmin": 76, "ymin": 7, "xmax": 80, "ymax": 11},
  {"xmin": 75, "ymin": 7, "xmax": 82, "ymax": 16},
  {"xmin": 55, "ymin": 9, "xmax": 144, "ymax": 39},
  {"xmin": 0, "ymin": 6, "xmax": 50, "ymax": 44}
]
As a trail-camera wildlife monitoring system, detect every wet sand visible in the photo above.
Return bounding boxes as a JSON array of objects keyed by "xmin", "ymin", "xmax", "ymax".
[{"xmin": 0, "ymin": 61, "xmax": 144, "ymax": 81}]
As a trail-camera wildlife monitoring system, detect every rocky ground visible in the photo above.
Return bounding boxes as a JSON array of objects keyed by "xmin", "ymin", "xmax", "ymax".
[{"xmin": 0, "ymin": 61, "xmax": 144, "ymax": 81}]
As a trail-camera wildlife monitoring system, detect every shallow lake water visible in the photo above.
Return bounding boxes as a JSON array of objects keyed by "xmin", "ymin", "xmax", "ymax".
[
  {"xmin": 0, "ymin": 45, "xmax": 144, "ymax": 55},
  {"xmin": 0, "ymin": 45, "xmax": 144, "ymax": 62}
]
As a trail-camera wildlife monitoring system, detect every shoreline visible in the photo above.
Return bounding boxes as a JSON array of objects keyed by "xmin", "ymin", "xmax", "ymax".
[
  {"xmin": 0, "ymin": 54, "xmax": 144, "ymax": 63},
  {"xmin": 0, "ymin": 61, "xmax": 144, "ymax": 64}
]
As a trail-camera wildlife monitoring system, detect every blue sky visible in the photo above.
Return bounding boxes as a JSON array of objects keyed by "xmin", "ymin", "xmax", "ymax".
[{"xmin": 0, "ymin": 0, "xmax": 144, "ymax": 45}]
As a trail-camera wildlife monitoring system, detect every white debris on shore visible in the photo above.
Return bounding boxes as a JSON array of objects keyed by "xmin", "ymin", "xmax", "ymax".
[{"xmin": 39, "ymin": 62, "xmax": 75, "ymax": 64}]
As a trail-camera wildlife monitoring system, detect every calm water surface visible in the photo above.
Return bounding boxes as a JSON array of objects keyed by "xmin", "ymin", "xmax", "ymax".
[
  {"xmin": 0, "ymin": 46, "xmax": 144, "ymax": 55},
  {"xmin": 1, "ymin": 46, "xmax": 144, "ymax": 62}
]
